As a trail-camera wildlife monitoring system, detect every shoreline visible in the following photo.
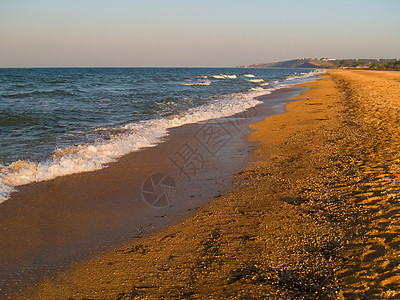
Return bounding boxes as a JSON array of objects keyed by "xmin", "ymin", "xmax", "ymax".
[
  {"xmin": 0, "ymin": 84, "xmax": 308, "ymax": 297},
  {"xmin": 8, "ymin": 69, "xmax": 400, "ymax": 299}
]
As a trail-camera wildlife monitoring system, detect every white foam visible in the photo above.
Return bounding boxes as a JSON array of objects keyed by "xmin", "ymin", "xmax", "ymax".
[
  {"xmin": 244, "ymin": 74, "xmax": 255, "ymax": 78},
  {"xmin": 0, "ymin": 69, "xmax": 324, "ymax": 203},
  {"xmin": 0, "ymin": 179, "xmax": 15, "ymax": 204},
  {"xmin": 209, "ymin": 75, "xmax": 225, "ymax": 79},
  {"xmin": 247, "ymin": 79, "xmax": 264, "ymax": 83},
  {"xmin": 209, "ymin": 74, "xmax": 237, "ymax": 79},
  {"xmin": 181, "ymin": 81, "xmax": 212, "ymax": 86},
  {"xmin": 284, "ymin": 69, "xmax": 325, "ymax": 82},
  {"xmin": 272, "ymin": 69, "xmax": 326, "ymax": 89}
]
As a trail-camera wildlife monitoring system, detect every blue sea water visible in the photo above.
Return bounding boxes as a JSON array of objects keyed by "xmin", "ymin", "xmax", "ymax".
[{"xmin": 0, "ymin": 67, "xmax": 322, "ymax": 201}]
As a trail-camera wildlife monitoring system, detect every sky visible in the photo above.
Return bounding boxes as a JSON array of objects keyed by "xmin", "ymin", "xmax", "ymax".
[{"xmin": 1, "ymin": 0, "xmax": 399, "ymax": 67}]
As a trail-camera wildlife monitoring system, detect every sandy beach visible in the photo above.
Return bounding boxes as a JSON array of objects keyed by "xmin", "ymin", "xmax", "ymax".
[{"xmin": 9, "ymin": 70, "xmax": 400, "ymax": 299}]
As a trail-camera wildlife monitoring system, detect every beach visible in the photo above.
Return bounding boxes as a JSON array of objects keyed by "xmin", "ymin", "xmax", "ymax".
[
  {"xmin": 8, "ymin": 70, "xmax": 400, "ymax": 299},
  {"xmin": 0, "ymin": 68, "xmax": 315, "ymax": 296}
]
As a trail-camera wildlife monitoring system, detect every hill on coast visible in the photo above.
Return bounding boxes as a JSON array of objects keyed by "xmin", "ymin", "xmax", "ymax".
[{"xmin": 243, "ymin": 58, "xmax": 399, "ymax": 69}]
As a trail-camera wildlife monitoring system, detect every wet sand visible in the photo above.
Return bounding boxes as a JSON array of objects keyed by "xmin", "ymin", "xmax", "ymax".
[{"xmin": 8, "ymin": 70, "xmax": 400, "ymax": 299}]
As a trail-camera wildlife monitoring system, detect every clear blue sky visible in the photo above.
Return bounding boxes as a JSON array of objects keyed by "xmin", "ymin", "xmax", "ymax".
[{"xmin": 1, "ymin": 0, "xmax": 399, "ymax": 67}]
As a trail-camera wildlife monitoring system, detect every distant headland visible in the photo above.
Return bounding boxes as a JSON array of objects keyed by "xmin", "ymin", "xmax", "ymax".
[{"xmin": 243, "ymin": 58, "xmax": 400, "ymax": 70}]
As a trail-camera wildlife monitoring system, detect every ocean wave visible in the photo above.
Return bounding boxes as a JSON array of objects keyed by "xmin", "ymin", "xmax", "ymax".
[
  {"xmin": 0, "ymin": 114, "xmax": 37, "ymax": 126},
  {"xmin": 181, "ymin": 81, "xmax": 212, "ymax": 86},
  {"xmin": 285, "ymin": 70, "xmax": 325, "ymax": 81},
  {"xmin": 3, "ymin": 90, "xmax": 74, "ymax": 98},
  {"xmin": 243, "ymin": 74, "xmax": 255, "ymax": 78},
  {"xmin": 247, "ymin": 79, "xmax": 264, "ymax": 83},
  {"xmin": 47, "ymin": 80, "xmax": 67, "ymax": 84},
  {"xmin": 209, "ymin": 75, "xmax": 225, "ymax": 79},
  {"xmin": 209, "ymin": 74, "xmax": 237, "ymax": 79},
  {"xmin": 272, "ymin": 69, "xmax": 326, "ymax": 89}
]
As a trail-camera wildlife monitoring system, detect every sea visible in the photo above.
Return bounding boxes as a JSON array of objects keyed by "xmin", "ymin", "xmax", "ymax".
[{"xmin": 0, "ymin": 67, "xmax": 323, "ymax": 202}]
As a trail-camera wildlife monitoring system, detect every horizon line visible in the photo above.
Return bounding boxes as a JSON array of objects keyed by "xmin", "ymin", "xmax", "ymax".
[
  {"xmin": 1, "ymin": 57, "xmax": 398, "ymax": 69},
  {"xmin": 0, "ymin": 66, "xmax": 243, "ymax": 69}
]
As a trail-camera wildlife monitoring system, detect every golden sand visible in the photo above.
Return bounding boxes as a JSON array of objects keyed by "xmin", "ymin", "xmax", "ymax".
[{"xmin": 16, "ymin": 70, "xmax": 400, "ymax": 299}]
